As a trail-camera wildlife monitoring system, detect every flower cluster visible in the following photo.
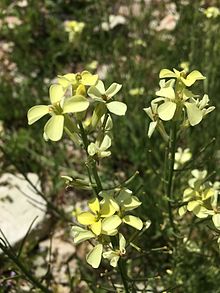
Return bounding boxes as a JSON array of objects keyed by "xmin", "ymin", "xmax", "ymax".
[
  {"xmin": 144, "ymin": 68, "xmax": 215, "ymax": 139},
  {"xmin": 64, "ymin": 20, "xmax": 85, "ymax": 42},
  {"xmin": 27, "ymin": 70, "xmax": 127, "ymax": 145},
  {"xmin": 179, "ymin": 170, "xmax": 220, "ymax": 231},
  {"xmin": 71, "ymin": 188, "xmax": 144, "ymax": 268}
]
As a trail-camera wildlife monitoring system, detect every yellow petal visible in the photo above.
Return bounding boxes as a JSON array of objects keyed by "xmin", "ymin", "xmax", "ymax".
[
  {"xmin": 86, "ymin": 244, "xmax": 103, "ymax": 268},
  {"xmin": 44, "ymin": 115, "xmax": 64, "ymax": 141},
  {"xmin": 123, "ymin": 215, "xmax": 143, "ymax": 230},
  {"xmin": 27, "ymin": 105, "xmax": 49, "ymax": 125},
  {"xmin": 88, "ymin": 197, "xmax": 100, "ymax": 214},
  {"xmin": 159, "ymin": 69, "xmax": 177, "ymax": 79},
  {"xmin": 77, "ymin": 212, "xmax": 96, "ymax": 225},
  {"xmin": 101, "ymin": 215, "xmax": 122, "ymax": 231},
  {"xmin": 49, "ymin": 84, "xmax": 65, "ymax": 104},
  {"xmin": 91, "ymin": 220, "xmax": 102, "ymax": 235}
]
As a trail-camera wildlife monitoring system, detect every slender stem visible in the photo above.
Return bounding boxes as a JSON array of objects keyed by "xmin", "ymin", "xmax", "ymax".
[
  {"xmin": 0, "ymin": 242, "xmax": 51, "ymax": 293},
  {"xmin": 78, "ymin": 121, "xmax": 103, "ymax": 194},
  {"xmin": 118, "ymin": 259, "xmax": 130, "ymax": 293},
  {"xmin": 166, "ymin": 123, "xmax": 177, "ymax": 233}
]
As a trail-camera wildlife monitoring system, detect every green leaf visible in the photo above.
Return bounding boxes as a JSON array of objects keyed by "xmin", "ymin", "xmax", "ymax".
[
  {"xmin": 107, "ymin": 101, "xmax": 127, "ymax": 116},
  {"xmin": 27, "ymin": 105, "xmax": 49, "ymax": 125},
  {"xmin": 49, "ymin": 84, "xmax": 65, "ymax": 104},
  {"xmin": 123, "ymin": 215, "xmax": 143, "ymax": 230},
  {"xmin": 63, "ymin": 95, "xmax": 89, "ymax": 113},
  {"xmin": 44, "ymin": 115, "xmax": 64, "ymax": 141},
  {"xmin": 157, "ymin": 101, "xmax": 176, "ymax": 121},
  {"xmin": 86, "ymin": 244, "xmax": 103, "ymax": 268},
  {"xmin": 184, "ymin": 102, "xmax": 203, "ymax": 126},
  {"xmin": 105, "ymin": 83, "xmax": 122, "ymax": 98}
]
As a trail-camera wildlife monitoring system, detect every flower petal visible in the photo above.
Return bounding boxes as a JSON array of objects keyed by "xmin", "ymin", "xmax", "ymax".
[
  {"xmin": 49, "ymin": 84, "xmax": 65, "ymax": 104},
  {"xmin": 91, "ymin": 220, "xmax": 102, "ymax": 235},
  {"xmin": 44, "ymin": 115, "xmax": 64, "ymax": 141},
  {"xmin": 77, "ymin": 212, "xmax": 96, "ymax": 225},
  {"xmin": 105, "ymin": 83, "xmax": 122, "ymax": 98},
  {"xmin": 157, "ymin": 101, "xmax": 176, "ymax": 121},
  {"xmin": 107, "ymin": 101, "xmax": 127, "ymax": 116},
  {"xmin": 148, "ymin": 121, "xmax": 157, "ymax": 138},
  {"xmin": 88, "ymin": 197, "xmax": 100, "ymax": 214},
  {"xmin": 123, "ymin": 215, "xmax": 143, "ymax": 230},
  {"xmin": 156, "ymin": 87, "xmax": 175, "ymax": 100},
  {"xmin": 71, "ymin": 226, "xmax": 95, "ymax": 244},
  {"xmin": 212, "ymin": 214, "xmax": 220, "ymax": 230},
  {"xmin": 159, "ymin": 69, "xmax": 177, "ymax": 79},
  {"xmin": 100, "ymin": 135, "xmax": 111, "ymax": 150},
  {"xmin": 63, "ymin": 95, "xmax": 89, "ymax": 113},
  {"xmin": 183, "ymin": 70, "xmax": 206, "ymax": 87},
  {"xmin": 86, "ymin": 244, "xmax": 103, "ymax": 268},
  {"xmin": 88, "ymin": 84, "xmax": 103, "ymax": 99},
  {"xmin": 27, "ymin": 105, "xmax": 49, "ymax": 125},
  {"xmin": 102, "ymin": 215, "xmax": 122, "ymax": 231},
  {"xmin": 81, "ymin": 71, "xmax": 98, "ymax": 86},
  {"xmin": 119, "ymin": 233, "xmax": 126, "ymax": 251},
  {"xmin": 185, "ymin": 102, "xmax": 203, "ymax": 126}
]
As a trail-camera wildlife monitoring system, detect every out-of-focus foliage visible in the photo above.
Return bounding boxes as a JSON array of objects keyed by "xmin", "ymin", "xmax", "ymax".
[{"xmin": 1, "ymin": 0, "xmax": 220, "ymax": 292}]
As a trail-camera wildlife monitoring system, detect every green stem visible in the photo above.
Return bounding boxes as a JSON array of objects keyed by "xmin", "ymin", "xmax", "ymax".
[
  {"xmin": 0, "ymin": 242, "xmax": 51, "ymax": 293},
  {"xmin": 166, "ymin": 123, "xmax": 177, "ymax": 233},
  {"xmin": 118, "ymin": 259, "xmax": 130, "ymax": 293},
  {"xmin": 78, "ymin": 121, "xmax": 103, "ymax": 194}
]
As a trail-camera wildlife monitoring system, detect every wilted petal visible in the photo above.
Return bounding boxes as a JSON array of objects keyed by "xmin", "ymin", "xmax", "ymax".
[
  {"xmin": 27, "ymin": 105, "xmax": 49, "ymax": 125},
  {"xmin": 44, "ymin": 115, "xmax": 64, "ymax": 141},
  {"xmin": 107, "ymin": 101, "xmax": 127, "ymax": 116}
]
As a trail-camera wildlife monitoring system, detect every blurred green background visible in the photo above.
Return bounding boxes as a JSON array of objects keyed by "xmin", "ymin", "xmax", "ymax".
[{"xmin": 0, "ymin": 0, "xmax": 220, "ymax": 292}]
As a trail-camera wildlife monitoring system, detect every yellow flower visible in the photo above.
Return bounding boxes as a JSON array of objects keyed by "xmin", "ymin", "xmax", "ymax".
[
  {"xmin": 159, "ymin": 68, "xmax": 205, "ymax": 87},
  {"xmin": 76, "ymin": 197, "xmax": 121, "ymax": 236}
]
